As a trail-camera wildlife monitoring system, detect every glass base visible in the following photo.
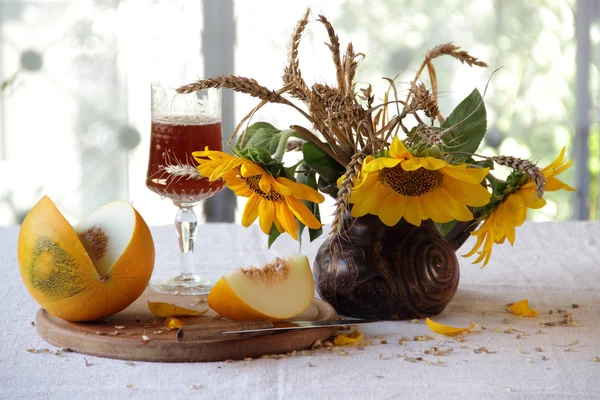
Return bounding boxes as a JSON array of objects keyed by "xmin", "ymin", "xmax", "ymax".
[{"xmin": 148, "ymin": 273, "xmax": 214, "ymax": 295}]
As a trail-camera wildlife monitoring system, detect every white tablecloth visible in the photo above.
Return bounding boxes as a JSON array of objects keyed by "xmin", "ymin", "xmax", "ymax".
[{"xmin": 2, "ymin": 222, "xmax": 600, "ymax": 400}]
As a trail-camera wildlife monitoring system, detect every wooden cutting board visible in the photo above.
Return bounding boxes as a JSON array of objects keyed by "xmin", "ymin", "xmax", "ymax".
[{"xmin": 36, "ymin": 289, "xmax": 338, "ymax": 362}]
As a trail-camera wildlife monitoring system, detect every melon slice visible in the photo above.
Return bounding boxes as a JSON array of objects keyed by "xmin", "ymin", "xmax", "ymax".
[
  {"xmin": 17, "ymin": 196, "xmax": 155, "ymax": 321},
  {"xmin": 207, "ymin": 254, "xmax": 314, "ymax": 321}
]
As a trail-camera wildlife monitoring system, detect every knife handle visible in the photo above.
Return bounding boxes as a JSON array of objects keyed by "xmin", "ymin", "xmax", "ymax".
[{"xmin": 177, "ymin": 320, "xmax": 275, "ymax": 342}]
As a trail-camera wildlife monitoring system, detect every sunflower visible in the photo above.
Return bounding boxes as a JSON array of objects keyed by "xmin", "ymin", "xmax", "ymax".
[
  {"xmin": 464, "ymin": 147, "xmax": 575, "ymax": 267},
  {"xmin": 346, "ymin": 137, "xmax": 491, "ymax": 227},
  {"xmin": 192, "ymin": 148, "xmax": 324, "ymax": 240}
]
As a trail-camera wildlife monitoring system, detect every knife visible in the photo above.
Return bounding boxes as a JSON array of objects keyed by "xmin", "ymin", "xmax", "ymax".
[{"xmin": 176, "ymin": 319, "xmax": 378, "ymax": 342}]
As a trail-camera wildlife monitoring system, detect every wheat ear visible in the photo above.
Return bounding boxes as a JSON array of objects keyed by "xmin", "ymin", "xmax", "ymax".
[
  {"xmin": 177, "ymin": 76, "xmax": 285, "ymax": 104},
  {"xmin": 330, "ymin": 153, "xmax": 364, "ymax": 237},
  {"xmin": 491, "ymin": 156, "xmax": 547, "ymax": 198}
]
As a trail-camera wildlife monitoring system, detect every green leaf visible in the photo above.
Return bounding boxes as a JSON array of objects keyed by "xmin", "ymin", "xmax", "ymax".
[
  {"xmin": 302, "ymin": 142, "xmax": 345, "ymax": 185},
  {"xmin": 435, "ymin": 221, "xmax": 458, "ymax": 237},
  {"xmin": 235, "ymin": 122, "xmax": 279, "ymax": 150},
  {"xmin": 267, "ymin": 224, "xmax": 282, "ymax": 248},
  {"xmin": 441, "ymin": 89, "xmax": 487, "ymax": 157},
  {"xmin": 237, "ymin": 123, "xmax": 295, "ymax": 160}
]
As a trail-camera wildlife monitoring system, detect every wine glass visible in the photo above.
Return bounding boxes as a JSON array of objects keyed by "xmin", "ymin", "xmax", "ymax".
[{"xmin": 145, "ymin": 81, "xmax": 225, "ymax": 295}]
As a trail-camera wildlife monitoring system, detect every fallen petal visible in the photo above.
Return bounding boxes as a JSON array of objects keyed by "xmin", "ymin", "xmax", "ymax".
[
  {"xmin": 164, "ymin": 316, "xmax": 188, "ymax": 329},
  {"xmin": 426, "ymin": 318, "xmax": 474, "ymax": 336},
  {"xmin": 333, "ymin": 329, "xmax": 364, "ymax": 345},
  {"xmin": 148, "ymin": 301, "xmax": 208, "ymax": 318},
  {"xmin": 508, "ymin": 299, "xmax": 538, "ymax": 317}
]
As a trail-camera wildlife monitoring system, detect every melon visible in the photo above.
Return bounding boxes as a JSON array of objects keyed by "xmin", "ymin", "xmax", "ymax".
[
  {"xmin": 17, "ymin": 196, "xmax": 155, "ymax": 321},
  {"xmin": 208, "ymin": 255, "xmax": 314, "ymax": 321}
]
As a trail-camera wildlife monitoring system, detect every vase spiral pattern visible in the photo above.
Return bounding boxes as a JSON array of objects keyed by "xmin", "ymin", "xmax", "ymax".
[{"xmin": 313, "ymin": 213, "xmax": 459, "ymax": 320}]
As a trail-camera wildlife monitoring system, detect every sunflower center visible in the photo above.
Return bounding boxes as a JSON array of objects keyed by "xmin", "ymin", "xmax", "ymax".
[
  {"xmin": 380, "ymin": 166, "xmax": 443, "ymax": 197},
  {"xmin": 240, "ymin": 172, "xmax": 283, "ymax": 202}
]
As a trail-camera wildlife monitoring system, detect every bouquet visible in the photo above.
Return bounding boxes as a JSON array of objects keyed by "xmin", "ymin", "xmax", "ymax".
[{"xmin": 176, "ymin": 9, "xmax": 574, "ymax": 267}]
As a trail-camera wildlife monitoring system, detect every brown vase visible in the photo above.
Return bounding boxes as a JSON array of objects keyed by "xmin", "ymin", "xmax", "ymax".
[{"xmin": 313, "ymin": 212, "xmax": 477, "ymax": 320}]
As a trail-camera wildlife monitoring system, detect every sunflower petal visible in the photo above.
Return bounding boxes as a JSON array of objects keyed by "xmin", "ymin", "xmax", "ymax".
[
  {"xmin": 240, "ymin": 161, "xmax": 265, "ymax": 177},
  {"xmin": 517, "ymin": 189, "xmax": 546, "ymax": 209},
  {"xmin": 276, "ymin": 201, "xmax": 299, "ymax": 239},
  {"xmin": 435, "ymin": 188, "xmax": 474, "ymax": 222},
  {"xmin": 378, "ymin": 191, "xmax": 405, "ymax": 226},
  {"xmin": 420, "ymin": 191, "xmax": 454, "ymax": 223},
  {"xmin": 443, "ymin": 176, "xmax": 491, "ymax": 207},
  {"xmin": 285, "ymin": 196, "xmax": 322, "ymax": 229},
  {"xmin": 463, "ymin": 226, "xmax": 486, "ymax": 258},
  {"xmin": 507, "ymin": 299, "xmax": 538, "ymax": 317},
  {"xmin": 426, "ymin": 318, "xmax": 474, "ymax": 336},
  {"xmin": 271, "ymin": 177, "xmax": 293, "ymax": 196},
  {"xmin": 403, "ymin": 197, "xmax": 423, "ymax": 227},
  {"xmin": 350, "ymin": 183, "xmax": 387, "ymax": 217},
  {"xmin": 191, "ymin": 148, "xmax": 229, "ymax": 159},
  {"xmin": 389, "ymin": 137, "xmax": 412, "ymax": 160},
  {"xmin": 363, "ymin": 157, "xmax": 401, "ymax": 173},
  {"xmin": 441, "ymin": 165, "xmax": 489, "ymax": 184},
  {"xmin": 401, "ymin": 157, "xmax": 448, "ymax": 171},
  {"xmin": 164, "ymin": 316, "xmax": 187, "ymax": 329},
  {"xmin": 259, "ymin": 173, "xmax": 272, "ymax": 194},
  {"xmin": 241, "ymin": 195, "xmax": 260, "ymax": 227},
  {"xmin": 148, "ymin": 301, "xmax": 208, "ymax": 318},
  {"xmin": 258, "ymin": 200, "xmax": 275, "ymax": 235},
  {"xmin": 277, "ymin": 177, "xmax": 324, "ymax": 203},
  {"xmin": 333, "ymin": 329, "xmax": 364, "ymax": 345}
]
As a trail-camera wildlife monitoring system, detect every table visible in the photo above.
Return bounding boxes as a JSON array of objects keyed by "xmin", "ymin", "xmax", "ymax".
[{"xmin": 2, "ymin": 222, "xmax": 600, "ymax": 399}]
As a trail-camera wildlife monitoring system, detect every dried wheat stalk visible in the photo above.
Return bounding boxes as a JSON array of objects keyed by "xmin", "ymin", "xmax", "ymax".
[
  {"xmin": 491, "ymin": 156, "xmax": 546, "ymax": 197},
  {"xmin": 404, "ymin": 82, "xmax": 439, "ymax": 120},
  {"xmin": 286, "ymin": 139, "xmax": 304, "ymax": 151},
  {"xmin": 426, "ymin": 42, "xmax": 488, "ymax": 67},
  {"xmin": 318, "ymin": 14, "xmax": 345, "ymax": 93},
  {"xmin": 283, "ymin": 8, "xmax": 311, "ymax": 100},
  {"xmin": 414, "ymin": 124, "xmax": 445, "ymax": 146},
  {"xmin": 177, "ymin": 76, "xmax": 285, "ymax": 104},
  {"xmin": 163, "ymin": 164, "xmax": 203, "ymax": 180},
  {"xmin": 343, "ymin": 43, "xmax": 363, "ymax": 96},
  {"xmin": 404, "ymin": 42, "xmax": 487, "ymax": 125},
  {"xmin": 330, "ymin": 153, "xmax": 365, "ymax": 237}
]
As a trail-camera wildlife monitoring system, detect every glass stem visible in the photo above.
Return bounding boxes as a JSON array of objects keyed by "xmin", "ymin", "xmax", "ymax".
[{"xmin": 175, "ymin": 206, "xmax": 197, "ymax": 279}]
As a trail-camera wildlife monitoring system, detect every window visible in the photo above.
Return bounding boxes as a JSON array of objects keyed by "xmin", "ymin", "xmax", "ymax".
[{"xmin": 0, "ymin": 0, "xmax": 586, "ymax": 227}]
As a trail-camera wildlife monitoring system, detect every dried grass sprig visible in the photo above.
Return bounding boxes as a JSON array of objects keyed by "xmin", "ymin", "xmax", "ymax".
[
  {"xmin": 163, "ymin": 164, "xmax": 203, "ymax": 180},
  {"xmin": 414, "ymin": 124, "xmax": 445, "ymax": 146},
  {"xmin": 317, "ymin": 14, "xmax": 345, "ymax": 93},
  {"xmin": 177, "ymin": 76, "xmax": 284, "ymax": 104},
  {"xmin": 404, "ymin": 43, "xmax": 487, "ymax": 125},
  {"xmin": 283, "ymin": 8, "xmax": 311, "ymax": 100},
  {"xmin": 286, "ymin": 139, "xmax": 304, "ymax": 151},
  {"xmin": 404, "ymin": 82, "xmax": 439, "ymax": 120},
  {"xmin": 290, "ymin": 124, "xmax": 349, "ymax": 165},
  {"xmin": 343, "ymin": 43, "xmax": 363, "ymax": 96},
  {"xmin": 490, "ymin": 156, "xmax": 547, "ymax": 198},
  {"xmin": 330, "ymin": 153, "xmax": 364, "ymax": 237},
  {"xmin": 426, "ymin": 42, "xmax": 488, "ymax": 67}
]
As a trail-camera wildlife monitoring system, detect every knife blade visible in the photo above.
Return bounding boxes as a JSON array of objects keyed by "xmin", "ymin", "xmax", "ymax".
[
  {"xmin": 223, "ymin": 318, "xmax": 377, "ymax": 334},
  {"xmin": 176, "ymin": 318, "xmax": 378, "ymax": 341}
]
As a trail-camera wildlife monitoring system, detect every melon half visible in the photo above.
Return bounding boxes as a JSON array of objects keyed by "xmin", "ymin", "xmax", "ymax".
[
  {"xmin": 208, "ymin": 255, "xmax": 314, "ymax": 321},
  {"xmin": 17, "ymin": 196, "xmax": 155, "ymax": 321}
]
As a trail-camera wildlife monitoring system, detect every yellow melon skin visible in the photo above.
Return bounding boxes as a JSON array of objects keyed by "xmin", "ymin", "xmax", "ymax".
[
  {"xmin": 17, "ymin": 196, "xmax": 155, "ymax": 322},
  {"xmin": 208, "ymin": 255, "xmax": 314, "ymax": 321}
]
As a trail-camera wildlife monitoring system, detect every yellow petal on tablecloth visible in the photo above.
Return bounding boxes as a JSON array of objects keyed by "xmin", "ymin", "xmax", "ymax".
[
  {"xmin": 333, "ymin": 329, "xmax": 364, "ymax": 345},
  {"xmin": 426, "ymin": 318, "xmax": 474, "ymax": 336},
  {"xmin": 507, "ymin": 299, "xmax": 538, "ymax": 317}
]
